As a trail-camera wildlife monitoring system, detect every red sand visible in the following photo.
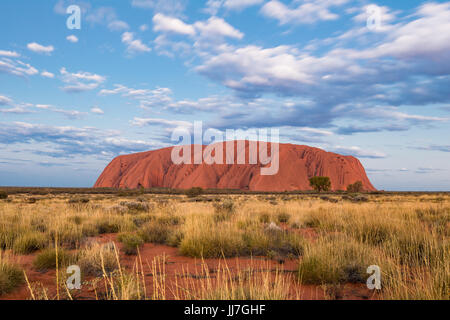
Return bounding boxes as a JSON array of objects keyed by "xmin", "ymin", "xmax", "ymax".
[{"xmin": 94, "ymin": 141, "xmax": 375, "ymax": 192}]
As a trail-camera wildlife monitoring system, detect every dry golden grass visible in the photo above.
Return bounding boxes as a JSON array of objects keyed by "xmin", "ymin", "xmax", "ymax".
[{"xmin": 0, "ymin": 192, "xmax": 448, "ymax": 300}]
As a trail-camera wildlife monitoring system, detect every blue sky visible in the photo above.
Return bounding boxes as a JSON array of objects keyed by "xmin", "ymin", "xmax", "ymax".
[{"xmin": 0, "ymin": 0, "xmax": 449, "ymax": 190}]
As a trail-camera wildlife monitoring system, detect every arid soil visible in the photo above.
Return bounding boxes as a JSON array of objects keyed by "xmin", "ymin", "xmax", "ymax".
[{"xmin": 2, "ymin": 233, "xmax": 374, "ymax": 300}]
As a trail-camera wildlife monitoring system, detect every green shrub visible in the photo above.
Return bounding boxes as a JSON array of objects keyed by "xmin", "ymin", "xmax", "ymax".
[
  {"xmin": 96, "ymin": 220, "xmax": 122, "ymax": 234},
  {"xmin": 33, "ymin": 248, "xmax": 74, "ymax": 271},
  {"xmin": 68, "ymin": 197, "xmax": 90, "ymax": 204},
  {"xmin": 138, "ymin": 221, "xmax": 171, "ymax": 244},
  {"xmin": 0, "ymin": 191, "xmax": 8, "ymax": 200},
  {"xmin": 242, "ymin": 227, "xmax": 303, "ymax": 257},
  {"xmin": 213, "ymin": 200, "xmax": 235, "ymax": 222},
  {"xmin": 309, "ymin": 176, "xmax": 331, "ymax": 192},
  {"xmin": 132, "ymin": 214, "xmax": 153, "ymax": 227},
  {"xmin": 180, "ymin": 234, "xmax": 244, "ymax": 258},
  {"xmin": 298, "ymin": 237, "xmax": 375, "ymax": 285},
  {"xmin": 277, "ymin": 212, "xmax": 290, "ymax": 223},
  {"xmin": 120, "ymin": 201, "xmax": 150, "ymax": 212},
  {"xmin": 185, "ymin": 187, "xmax": 203, "ymax": 198},
  {"xmin": 347, "ymin": 181, "xmax": 364, "ymax": 193},
  {"xmin": 117, "ymin": 233, "xmax": 144, "ymax": 255},
  {"xmin": 166, "ymin": 229, "xmax": 184, "ymax": 247},
  {"xmin": 259, "ymin": 213, "xmax": 270, "ymax": 224},
  {"xmin": 157, "ymin": 215, "xmax": 184, "ymax": 226},
  {"xmin": 13, "ymin": 232, "xmax": 48, "ymax": 254}
]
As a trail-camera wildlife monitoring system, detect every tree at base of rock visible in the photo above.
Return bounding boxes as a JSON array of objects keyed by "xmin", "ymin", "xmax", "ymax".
[
  {"xmin": 185, "ymin": 187, "xmax": 204, "ymax": 198},
  {"xmin": 309, "ymin": 176, "xmax": 331, "ymax": 192},
  {"xmin": 347, "ymin": 181, "xmax": 364, "ymax": 193}
]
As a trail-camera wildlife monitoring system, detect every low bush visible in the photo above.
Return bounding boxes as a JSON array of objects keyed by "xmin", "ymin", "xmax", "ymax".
[
  {"xmin": 120, "ymin": 201, "xmax": 151, "ymax": 213},
  {"xmin": 185, "ymin": 187, "xmax": 203, "ymax": 198},
  {"xmin": 347, "ymin": 181, "xmax": 364, "ymax": 193},
  {"xmin": 0, "ymin": 255, "xmax": 23, "ymax": 295},
  {"xmin": 0, "ymin": 191, "xmax": 8, "ymax": 200},
  {"xmin": 117, "ymin": 233, "xmax": 144, "ymax": 255},
  {"xmin": 242, "ymin": 226, "xmax": 304, "ymax": 258},
  {"xmin": 259, "ymin": 213, "xmax": 270, "ymax": 224},
  {"xmin": 78, "ymin": 242, "xmax": 118, "ymax": 276},
  {"xmin": 213, "ymin": 200, "xmax": 235, "ymax": 222},
  {"xmin": 179, "ymin": 225, "xmax": 244, "ymax": 258},
  {"xmin": 68, "ymin": 197, "xmax": 90, "ymax": 204},
  {"xmin": 298, "ymin": 236, "xmax": 376, "ymax": 285},
  {"xmin": 33, "ymin": 248, "xmax": 74, "ymax": 271},
  {"xmin": 13, "ymin": 232, "xmax": 48, "ymax": 254},
  {"xmin": 95, "ymin": 219, "xmax": 122, "ymax": 234},
  {"xmin": 276, "ymin": 212, "xmax": 290, "ymax": 223},
  {"xmin": 138, "ymin": 221, "xmax": 172, "ymax": 244}
]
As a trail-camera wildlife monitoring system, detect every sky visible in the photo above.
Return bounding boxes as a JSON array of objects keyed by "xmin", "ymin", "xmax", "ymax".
[{"xmin": 0, "ymin": 0, "xmax": 449, "ymax": 191}]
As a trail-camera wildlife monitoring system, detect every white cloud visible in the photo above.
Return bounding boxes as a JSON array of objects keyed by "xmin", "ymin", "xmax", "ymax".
[
  {"xmin": 0, "ymin": 121, "xmax": 165, "ymax": 157},
  {"xmin": 33, "ymin": 103, "xmax": 87, "ymax": 119},
  {"xmin": 0, "ymin": 58, "xmax": 39, "ymax": 77},
  {"xmin": 153, "ymin": 13, "xmax": 196, "ymax": 35},
  {"xmin": 91, "ymin": 107, "xmax": 104, "ymax": 115},
  {"xmin": 108, "ymin": 20, "xmax": 130, "ymax": 31},
  {"xmin": 367, "ymin": 2, "xmax": 450, "ymax": 61},
  {"xmin": 194, "ymin": 16, "xmax": 244, "ymax": 39},
  {"xmin": 60, "ymin": 67, "xmax": 106, "ymax": 93},
  {"xmin": 197, "ymin": 45, "xmax": 315, "ymax": 90},
  {"xmin": 131, "ymin": 117, "xmax": 192, "ymax": 128},
  {"xmin": 153, "ymin": 14, "xmax": 244, "ymax": 40},
  {"xmin": 0, "ymin": 95, "xmax": 12, "ymax": 105},
  {"xmin": 99, "ymin": 84, "xmax": 173, "ymax": 109},
  {"xmin": 140, "ymin": 24, "xmax": 149, "ymax": 31},
  {"xmin": 66, "ymin": 35, "xmax": 79, "ymax": 43},
  {"xmin": 261, "ymin": 0, "xmax": 348, "ymax": 25},
  {"xmin": 121, "ymin": 32, "xmax": 151, "ymax": 54},
  {"xmin": 0, "ymin": 50, "xmax": 20, "ymax": 58},
  {"xmin": 41, "ymin": 71, "xmax": 55, "ymax": 78},
  {"xmin": 27, "ymin": 42, "xmax": 54, "ymax": 54},
  {"xmin": 330, "ymin": 146, "xmax": 387, "ymax": 159}
]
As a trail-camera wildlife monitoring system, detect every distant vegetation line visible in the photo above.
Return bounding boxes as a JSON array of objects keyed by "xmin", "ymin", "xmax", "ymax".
[{"xmin": 0, "ymin": 186, "xmax": 448, "ymax": 196}]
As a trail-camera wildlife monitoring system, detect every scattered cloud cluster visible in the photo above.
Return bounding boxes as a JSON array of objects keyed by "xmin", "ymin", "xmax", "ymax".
[
  {"xmin": 1, "ymin": 1, "xmax": 449, "ymax": 189},
  {"xmin": 0, "ymin": 121, "xmax": 164, "ymax": 159},
  {"xmin": 121, "ymin": 32, "xmax": 151, "ymax": 54},
  {"xmin": 27, "ymin": 42, "xmax": 54, "ymax": 54},
  {"xmin": 60, "ymin": 67, "xmax": 106, "ymax": 92},
  {"xmin": 260, "ymin": 0, "xmax": 349, "ymax": 25},
  {"xmin": 66, "ymin": 35, "xmax": 79, "ymax": 43}
]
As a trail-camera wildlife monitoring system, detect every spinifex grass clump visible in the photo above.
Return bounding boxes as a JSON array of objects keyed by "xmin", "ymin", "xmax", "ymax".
[
  {"xmin": 174, "ymin": 261, "xmax": 296, "ymax": 300},
  {"xmin": 212, "ymin": 199, "xmax": 235, "ymax": 222},
  {"xmin": 33, "ymin": 248, "xmax": 75, "ymax": 271},
  {"xmin": 13, "ymin": 232, "xmax": 48, "ymax": 254},
  {"xmin": 179, "ymin": 221, "xmax": 245, "ymax": 258},
  {"xmin": 77, "ymin": 242, "xmax": 118, "ymax": 276},
  {"xmin": 119, "ymin": 201, "xmax": 151, "ymax": 213},
  {"xmin": 242, "ymin": 224, "xmax": 304, "ymax": 258},
  {"xmin": 117, "ymin": 232, "xmax": 144, "ymax": 255},
  {"xmin": 298, "ymin": 235, "xmax": 379, "ymax": 285},
  {"xmin": 138, "ymin": 220, "xmax": 172, "ymax": 244},
  {"xmin": 276, "ymin": 212, "xmax": 290, "ymax": 223},
  {"xmin": 0, "ymin": 253, "xmax": 23, "ymax": 295},
  {"xmin": 0, "ymin": 191, "xmax": 8, "ymax": 200}
]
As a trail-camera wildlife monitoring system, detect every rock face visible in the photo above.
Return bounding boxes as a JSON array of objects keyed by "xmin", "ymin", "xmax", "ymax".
[{"xmin": 94, "ymin": 141, "xmax": 376, "ymax": 191}]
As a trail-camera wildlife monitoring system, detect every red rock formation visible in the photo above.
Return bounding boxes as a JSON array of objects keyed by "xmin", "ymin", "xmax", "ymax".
[{"xmin": 94, "ymin": 141, "xmax": 376, "ymax": 191}]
